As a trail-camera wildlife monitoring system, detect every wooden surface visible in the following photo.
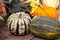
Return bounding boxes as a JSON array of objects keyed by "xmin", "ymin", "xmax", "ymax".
[{"xmin": 1, "ymin": 13, "xmax": 60, "ymax": 40}]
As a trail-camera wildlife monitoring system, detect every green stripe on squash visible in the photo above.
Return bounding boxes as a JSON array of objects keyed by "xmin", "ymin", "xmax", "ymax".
[{"xmin": 30, "ymin": 16, "xmax": 60, "ymax": 39}]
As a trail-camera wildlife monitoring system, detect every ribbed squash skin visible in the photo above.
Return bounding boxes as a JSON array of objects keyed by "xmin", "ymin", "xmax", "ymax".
[
  {"xmin": 30, "ymin": 16, "xmax": 60, "ymax": 39},
  {"xmin": 7, "ymin": 12, "xmax": 31, "ymax": 36}
]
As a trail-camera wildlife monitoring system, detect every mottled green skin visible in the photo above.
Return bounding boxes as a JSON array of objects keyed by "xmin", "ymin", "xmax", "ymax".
[{"xmin": 30, "ymin": 16, "xmax": 60, "ymax": 39}]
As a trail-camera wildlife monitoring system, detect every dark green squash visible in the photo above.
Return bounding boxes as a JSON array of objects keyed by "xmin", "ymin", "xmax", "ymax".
[{"xmin": 30, "ymin": 16, "xmax": 60, "ymax": 39}]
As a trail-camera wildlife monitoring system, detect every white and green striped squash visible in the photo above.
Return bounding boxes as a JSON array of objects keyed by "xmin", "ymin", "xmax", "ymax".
[
  {"xmin": 7, "ymin": 12, "xmax": 31, "ymax": 36},
  {"xmin": 42, "ymin": 0, "xmax": 59, "ymax": 8}
]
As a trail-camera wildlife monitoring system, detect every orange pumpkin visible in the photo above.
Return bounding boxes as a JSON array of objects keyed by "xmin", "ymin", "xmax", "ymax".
[{"xmin": 30, "ymin": 6, "xmax": 58, "ymax": 19}]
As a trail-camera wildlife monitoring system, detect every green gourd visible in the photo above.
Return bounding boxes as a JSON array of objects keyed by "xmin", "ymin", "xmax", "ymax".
[{"xmin": 30, "ymin": 16, "xmax": 60, "ymax": 39}]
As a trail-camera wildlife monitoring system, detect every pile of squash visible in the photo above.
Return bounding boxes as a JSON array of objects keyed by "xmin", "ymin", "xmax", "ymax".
[{"xmin": 6, "ymin": 0, "xmax": 60, "ymax": 39}]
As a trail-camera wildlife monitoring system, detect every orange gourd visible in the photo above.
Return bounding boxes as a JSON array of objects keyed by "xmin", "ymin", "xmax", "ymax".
[
  {"xmin": 30, "ymin": 6, "xmax": 58, "ymax": 19},
  {"xmin": 0, "ymin": 3, "xmax": 7, "ymax": 16},
  {"xmin": 24, "ymin": 0, "xmax": 58, "ymax": 19}
]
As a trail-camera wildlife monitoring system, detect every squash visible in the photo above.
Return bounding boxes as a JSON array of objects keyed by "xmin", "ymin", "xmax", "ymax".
[
  {"xmin": 7, "ymin": 12, "xmax": 31, "ymax": 36},
  {"xmin": 27, "ymin": 0, "xmax": 58, "ymax": 19},
  {"xmin": 30, "ymin": 16, "xmax": 60, "ymax": 39},
  {"xmin": 6, "ymin": 2, "xmax": 31, "ymax": 17},
  {"xmin": 30, "ymin": 6, "xmax": 58, "ymax": 19},
  {"xmin": 42, "ymin": 0, "xmax": 59, "ymax": 8}
]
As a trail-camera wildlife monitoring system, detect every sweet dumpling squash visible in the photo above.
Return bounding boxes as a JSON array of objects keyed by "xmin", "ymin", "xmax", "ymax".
[{"xmin": 7, "ymin": 12, "xmax": 31, "ymax": 36}]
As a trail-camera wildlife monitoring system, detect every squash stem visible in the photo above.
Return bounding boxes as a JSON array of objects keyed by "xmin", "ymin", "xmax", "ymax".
[{"xmin": 19, "ymin": 14, "xmax": 22, "ymax": 18}]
